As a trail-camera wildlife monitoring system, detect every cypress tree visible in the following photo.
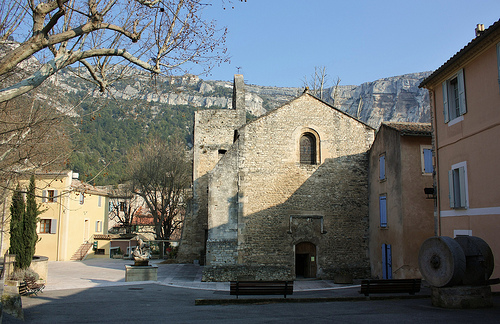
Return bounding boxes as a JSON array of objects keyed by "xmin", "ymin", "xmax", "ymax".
[
  {"xmin": 9, "ymin": 185, "xmax": 25, "ymax": 263},
  {"xmin": 21, "ymin": 175, "xmax": 40, "ymax": 269}
]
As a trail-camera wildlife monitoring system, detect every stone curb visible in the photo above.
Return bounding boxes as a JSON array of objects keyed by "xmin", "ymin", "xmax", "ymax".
[{"xmin": 195, "ymin": 294, "xmax": 432, "ymax": 306}]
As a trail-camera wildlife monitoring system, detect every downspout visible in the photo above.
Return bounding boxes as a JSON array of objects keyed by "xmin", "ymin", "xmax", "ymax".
[{"xmin": 430, "ymin": 89, "xmax": 441, "ymax": 236}]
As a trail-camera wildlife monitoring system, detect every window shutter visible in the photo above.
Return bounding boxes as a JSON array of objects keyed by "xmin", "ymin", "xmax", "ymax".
[
  {"xmin": 424, "ymin": 149, "xmax": 433, "ymax": 173},
  {"xmin": 442, "ymin": 81, "xmax": 449, "ymax": 122},
  {"xmin": 457, "ymin": 69, "xmax": 467, "ymax": 115},
  {"xmin": 386, "ymin": 244, "xmax": 392, "ymax": 279},
  {"xmin": 382, "ymin": 244, "xmax": 387, "ymax": 279},
  {"xmin": 458, "ymin": 166, "xmax": 467, "ymax": 208},
  {"xmin": 36, "ymin": 221, "xmax": 40, "ymax": 234},
  {"xmin": 95, "ymin": 221, "xmax": 99, "ymax": 232},
  {"xmin": 497, "ymin": 42, "xmax": 500, "ymax": 92},
  {"xmin": 53, "ymin": 190, "xmax": 58, "ymax": 203},
  {"xmin": 50, "ymin": 219, "xmax": 57, "ymax": 234},
  {"xmin": 379, "ymin": 155, "xmax": 385, "ymax": 180},
  {"xmin": 98, "ymin": 196, "xmax": 102, "ymax": 207},
  {"xmin": 379, "ymin": 196, "xmax": 387, "ymax": 227},
  {"xmin": 42, "ymin": 190, "xmax": 47, "ymax": 203},
  {"xmin": 448, "ymin": 170, "xmax": 455, "ymax": 208},
  {"xmin": 109, "ymin": 202, "xmax": 114, "ymax": 212}
]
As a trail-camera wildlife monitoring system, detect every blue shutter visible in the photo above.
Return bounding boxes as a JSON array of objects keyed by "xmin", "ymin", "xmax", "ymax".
[
  {"xmin": 423, "ymin": 149, "xmax": 433, "ymax": 173},
  {"xmin": 442, "ymin": 81, "xmax": 449, "ymax": 123},
  {"xmin": 458, "ymin": 166, "xmax": 467, "ymax": 208},
  {"xmin": 42, "ymin": 190, "xmax": 47, "ymax": 203},
  {"xmin": 379, "ymin": 155, "xmax": 385, "ymax": 180},
  {"xmin": 53, "ymin": 190, "xmax": 58, "ymax": 203},
  {"xmin": 457, "ymin": 69, "xmax": 467, "ymax": 116},
  {"xmin": 386, "ymin": 244, "xmax": 392, "ymax": 279},
  {"xmin": 379, "ymin": 196, "xmax": 387, "ymax": 227},
  {"xmin": 448, "ymin": 170, "xmax": 455, "ymax": 208},
  {"xmin": 382, "ymin": 244, "xmax": 387, "ymax": 279}
]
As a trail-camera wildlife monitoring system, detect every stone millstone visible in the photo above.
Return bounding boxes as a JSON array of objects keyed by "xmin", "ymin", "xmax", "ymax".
[{"xmin": 418, "ymin": 236, "xmax": 466, "ymax": 287}]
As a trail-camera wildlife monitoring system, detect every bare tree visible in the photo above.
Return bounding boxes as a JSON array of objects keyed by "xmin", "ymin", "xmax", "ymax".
[
  {"xmin": 0, "ymin": 0, "xmax": 230, "ymax": 103},
  {"xmin": 108, "ymin": 184, "xmax": 144, "ymax": 234},
  {"xmin": 303, "ymin": 66, "xmax": 341, "ymax": 104},
  {"xmin": 129, "ymin": 138, "xmax": 191, "ymax": 257}
]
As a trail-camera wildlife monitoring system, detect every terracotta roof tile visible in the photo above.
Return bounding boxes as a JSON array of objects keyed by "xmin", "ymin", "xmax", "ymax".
[{"xmin": 382, "ymin": 122, "xmax": 432, "ymax": 136}]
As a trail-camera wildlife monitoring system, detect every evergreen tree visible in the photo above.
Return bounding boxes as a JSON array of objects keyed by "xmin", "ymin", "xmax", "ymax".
[
  {"xmin": 21, "ymin": 175, "xmax": 40, "ymax": 269},
  {"xmin": 8, "ymin": 176, "xmax": 42, "ymax": 269},
  {"xmin": 9, "ymin": 185, "xmax": 25, "ymax": 260}
]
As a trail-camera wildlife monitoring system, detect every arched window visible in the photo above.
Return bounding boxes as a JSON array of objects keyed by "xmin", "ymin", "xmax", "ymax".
[{"xmin": 300, "ymin": 133, "xmax": 316, "ymax": 164}]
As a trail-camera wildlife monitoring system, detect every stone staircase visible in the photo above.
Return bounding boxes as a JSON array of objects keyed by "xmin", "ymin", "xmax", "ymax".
[{"xmin": 71, "ymin": 242, "xmax": 93, "ymax": 261}]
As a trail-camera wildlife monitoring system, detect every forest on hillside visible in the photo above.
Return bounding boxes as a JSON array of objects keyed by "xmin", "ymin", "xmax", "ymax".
[{"xmin": 68, "ymin": 97, "xmax": 198, "ymax": 186}]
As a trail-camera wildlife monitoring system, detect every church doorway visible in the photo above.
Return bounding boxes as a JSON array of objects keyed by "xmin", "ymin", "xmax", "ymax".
[{"xmin": 295, "ymin": 242, "xmax": 317, "ymax": 278}]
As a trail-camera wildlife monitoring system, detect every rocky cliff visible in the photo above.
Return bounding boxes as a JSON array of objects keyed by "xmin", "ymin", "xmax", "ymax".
[{"xmin": 53, "ymin": 69, "xmax": 431, "ymax": 129}]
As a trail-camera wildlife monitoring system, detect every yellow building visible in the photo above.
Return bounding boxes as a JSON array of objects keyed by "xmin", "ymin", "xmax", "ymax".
[{"xmin": 26, "ymin": 171, "xmax": 109, "ymax": 261}]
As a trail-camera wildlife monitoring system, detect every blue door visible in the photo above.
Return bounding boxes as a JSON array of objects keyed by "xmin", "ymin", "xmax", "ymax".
[{"xmin": 382, "ymin": 244, "xmax": 392, "ymax": 279}]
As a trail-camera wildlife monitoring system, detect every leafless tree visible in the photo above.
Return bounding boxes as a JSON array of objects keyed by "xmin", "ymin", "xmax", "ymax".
[
  {"xmin": 129, "ymin": 138, "xmax": 191, "ymax": 257},
  {"xmin": 108, "ymin": 183, "xmax": 145, "ymax": 234},
  {"xmin": 0, "ymin": 0, "xmax": 229, "ymax": 103},
  {"xmin": 303, "ymin": 66, "xmax": 341, "ymax": 104}
]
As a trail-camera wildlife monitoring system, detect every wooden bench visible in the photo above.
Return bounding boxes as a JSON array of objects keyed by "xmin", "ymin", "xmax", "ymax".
[
  {"xmin": 230, "ymin": 281, "xmax": 293, "ymax": 299},
  {"xmin": 20, "ymin": 277, "xmax": 45, "ymax": 296},
  {"xmin": 359, "ymin": 279, "xmax": 421, "ymax": 296}
]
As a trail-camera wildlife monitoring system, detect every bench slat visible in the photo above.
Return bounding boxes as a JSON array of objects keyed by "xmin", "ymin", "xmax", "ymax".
[
  {"xmin": 359, "ymin": 279, "xmax": 421, "ymax": 296},
  {"xmin": 230, "ymin": 281, "xmax": 293, "ymax": 298}
]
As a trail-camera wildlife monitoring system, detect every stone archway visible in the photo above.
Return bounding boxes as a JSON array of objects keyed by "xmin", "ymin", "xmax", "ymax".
[{"xmin": 295, "ymin": 242, "xmax": 317, "ymax": 278}]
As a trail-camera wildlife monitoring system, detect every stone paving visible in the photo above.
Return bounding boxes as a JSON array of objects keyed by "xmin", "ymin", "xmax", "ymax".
[{"xmin": 45, "ymin": 258, "xmax": 357, "ymax": 293}]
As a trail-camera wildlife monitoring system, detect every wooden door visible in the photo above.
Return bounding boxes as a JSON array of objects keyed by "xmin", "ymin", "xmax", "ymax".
[{"xmin": 295, "ymin": 242, "xmax": 317, "ymax": 278}]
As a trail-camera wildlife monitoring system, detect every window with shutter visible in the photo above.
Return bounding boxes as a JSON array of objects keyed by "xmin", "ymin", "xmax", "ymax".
[
  {"xmin": 497, "ymin": 42, "xmax": 500, "ymax": 92},
  {"xmin": 379, "ymin": 195, "xmax": 387, "ymax": 228},
  {"xmin": 448, "ymin": 162, "xmax": 468, "ymax": 209},
  {"xmin": 379, "ymin": 154, "xmax": 386, "ymax": 180},
  {"xmin": 443, "ymin": 69, "xmax": 467, "ymax": 124}
]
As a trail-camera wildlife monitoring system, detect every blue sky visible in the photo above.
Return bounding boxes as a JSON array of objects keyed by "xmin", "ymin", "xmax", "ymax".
[{"xmin": 201, "ymin": 0, "xmax": 500, "ymax": 87}]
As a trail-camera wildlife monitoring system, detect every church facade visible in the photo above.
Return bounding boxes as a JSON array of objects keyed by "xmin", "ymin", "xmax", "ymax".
[{"xmin": 179, "ymin": 75, "xmax": 375, "ymax": 281}]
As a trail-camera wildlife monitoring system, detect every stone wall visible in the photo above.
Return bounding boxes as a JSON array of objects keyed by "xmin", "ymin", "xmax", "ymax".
[{"xmin": 205, "ymin": 93, "xmax": 374, "ymax": 280}]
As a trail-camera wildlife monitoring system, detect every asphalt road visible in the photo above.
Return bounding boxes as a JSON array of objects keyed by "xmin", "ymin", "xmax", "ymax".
[{"xmin": 4, "ymin": 284, "xmax": 500, "ymax": 323}]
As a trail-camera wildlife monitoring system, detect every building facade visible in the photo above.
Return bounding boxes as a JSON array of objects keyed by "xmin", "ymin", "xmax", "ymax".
[
  {"xmin": 420, "ymin": 21, "xmax": 500, "ymax": 286},
  {"xmin": 33, "ymin": 171, "xmax": 109, "ymax": 261},
  {"xmin": 368, "ymin": 122, "xmax": 435, "ymax": 279},
  {"xmin": 180, "ymin": 75, "xmax": 375, "ymax": 281}
]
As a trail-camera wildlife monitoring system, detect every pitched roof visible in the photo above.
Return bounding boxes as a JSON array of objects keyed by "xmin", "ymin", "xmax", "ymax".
[
  {"xmin": 420, "ymin": 19, "xmax": 500, "ymax": 88},
  {"xmin": 382, "ymin": 122, "xmax": 432, "ymax": 136}
]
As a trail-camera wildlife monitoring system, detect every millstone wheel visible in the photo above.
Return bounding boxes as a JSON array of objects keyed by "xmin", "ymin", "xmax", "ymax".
[
  {"xmin": 419, "ymin": 236, "xmax": 466, "ymax": 287},
  {"xmin": 454, "ymin": 236, "xmax": 494, "ymax": 285}
]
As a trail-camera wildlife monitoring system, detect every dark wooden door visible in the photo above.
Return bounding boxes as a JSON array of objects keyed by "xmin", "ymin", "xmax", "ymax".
[{"xmin": 295, "ymin": 242, "xmax": 317, "ymax": 278}]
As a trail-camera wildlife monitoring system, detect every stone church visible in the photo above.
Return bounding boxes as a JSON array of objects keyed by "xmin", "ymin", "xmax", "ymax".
[{"xmin": 178, "ymin": 75, "xmax": 375, "ymax": 281}]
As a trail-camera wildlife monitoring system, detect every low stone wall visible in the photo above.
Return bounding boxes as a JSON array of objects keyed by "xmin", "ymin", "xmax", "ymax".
[
  {"xmin": 30, "ymin": 256, "xmax": 49, "ymax": 282},
  {"xmin": 202, "ymin": 265, "xmax": 293, "ymax": 282}
]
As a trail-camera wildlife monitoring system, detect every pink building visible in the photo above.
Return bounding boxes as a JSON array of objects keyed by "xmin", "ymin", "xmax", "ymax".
[{"xmin": 420, "ymin": 21, "xmax": 500, "ymax": 287}]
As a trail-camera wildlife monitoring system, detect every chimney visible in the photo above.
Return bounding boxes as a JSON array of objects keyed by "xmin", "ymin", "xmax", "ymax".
[
  {"xmin": 232, "ymin": 74, "xmax": 246, "ymax": 124},
  {"xmin": 475, "ymin": 24, "xmax": 485, "ymax": 37}
]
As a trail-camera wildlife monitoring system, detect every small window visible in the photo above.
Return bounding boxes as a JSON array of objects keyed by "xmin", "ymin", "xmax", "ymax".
[
  {"xmin": 218, "ymin": 149, "xmax": 227, "ymax": 156},
  {"xmin": 442, "ymin": 69, "xmax": 466, "ymax": 123},
  {"xmin": 119, "ymin": 201, "xmax": 126, "ymax": 211},
  {"xmin": 300, "ymin": 133, "xmax": 317, "ymax": 165},
  {"xmin": 379, "ymin": 154, "xmax": 386, "ymax": 180},
  {"xmin": 95, "ymin": 220, "xmax": 102, "ymax": 232},
  {"xmin": 448, "ymin": 162, "xmax": 468, "ymax": 209},
  {"xmin": 40, "ymin": 219, "xmax": 51, "ymax": 233},
  {"xmin": 98, "ymin": 196, "xmax": 102, "ymax": 207},
  {"xmin": 421, "ymin": 146, "xmax": 433, "ymax": 174},
  {"xmin": 379, "ymin": 195, "xmax": 387, "ymax": 228},
  {"xmin": 39, "ymin": 219, "xmax": 57, "ymax": 234},
  {"xmin": 79, "ymin": 193, "xmax": 85, "ymax": 205},
  {"xmin": 42, "ymin": 190, "xmax": 58, "ymax": 203}
]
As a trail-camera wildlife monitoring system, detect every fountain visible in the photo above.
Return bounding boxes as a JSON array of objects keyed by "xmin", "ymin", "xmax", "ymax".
[{"xmin": 125, "ymin": 239, "xmax": 158, "ymax": 282}]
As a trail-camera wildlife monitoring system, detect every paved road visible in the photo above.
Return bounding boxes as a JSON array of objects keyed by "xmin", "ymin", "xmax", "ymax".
[{"xmin": 3, "ymin": 259, "xmax": 500, "ymax": 323}]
